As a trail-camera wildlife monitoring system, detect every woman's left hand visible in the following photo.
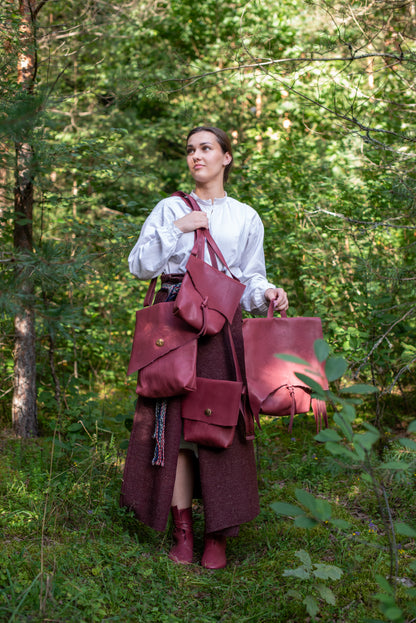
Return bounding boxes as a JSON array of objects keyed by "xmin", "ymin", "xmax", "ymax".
[{"xmin": 264, "ymin": 287, "xmax": 289, "ymax": 311}]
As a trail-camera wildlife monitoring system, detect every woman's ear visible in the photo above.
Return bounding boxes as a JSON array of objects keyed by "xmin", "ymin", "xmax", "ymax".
[{"xmin": 223, "ymin": 152, "xmax": 232, "ymax": 166}]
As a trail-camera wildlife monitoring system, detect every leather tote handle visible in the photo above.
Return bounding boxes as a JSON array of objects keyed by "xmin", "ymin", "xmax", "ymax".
[{"xmin": 267, "ymin": 301, "xmax": 287, "ymax": 319}]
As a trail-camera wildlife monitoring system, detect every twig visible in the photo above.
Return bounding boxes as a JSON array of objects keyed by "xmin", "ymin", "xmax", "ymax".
[
  {"xmin": 33, "ymin": 0, "xmax": 50, "ymax": 18},
  {"xmin": 366, "ymin": 456, "xmax": 399, "ymax": 584},
  {"xmin": 383, "ymin": 356, "xmax": 416, "ymax": 395},
  {"xmin": 305, "ymin": 208, "xmax": 416, "ymax": 230},
  {"xmin": 353, "ymin": 306, "xmax": 416, "ymax": 378}
]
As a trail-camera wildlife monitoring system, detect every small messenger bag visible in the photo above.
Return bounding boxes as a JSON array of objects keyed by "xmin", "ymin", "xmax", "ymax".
[
  {"xmin": 171, "ymin": 191, "xmax": 246, "ymax": 336},
  {"xmin": 181, "ymin": 324, "xmax": 244, "ymax": 449},
  {"xmin": 127, "ymin": 279, "xmax": 198, "ymax": 399}
]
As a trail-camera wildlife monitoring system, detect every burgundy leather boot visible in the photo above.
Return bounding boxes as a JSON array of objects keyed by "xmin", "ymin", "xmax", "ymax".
[
  {"xmin": 168, "ymin": 506, "xmax": 193, "ymax": 564},
  {"xmin": 201, "ymin": 533, "xmax": 227, "ymax": 569}
]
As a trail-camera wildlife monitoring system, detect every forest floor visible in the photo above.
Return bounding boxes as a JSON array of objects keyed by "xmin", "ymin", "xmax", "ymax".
[{"xmin": 1, "ymin": 399, "xmax": 416, "ymax": 623}]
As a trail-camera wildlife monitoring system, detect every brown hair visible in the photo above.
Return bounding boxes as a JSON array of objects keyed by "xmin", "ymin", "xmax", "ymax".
[{"xmin": 186, "ymin": 126, "xmax": 234, "ymax": 183}]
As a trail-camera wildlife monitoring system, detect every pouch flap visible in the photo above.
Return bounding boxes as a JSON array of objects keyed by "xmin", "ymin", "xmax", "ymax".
[{"xmin": 127, "ymin": 301, "xmax": 198, "ymax": 375}]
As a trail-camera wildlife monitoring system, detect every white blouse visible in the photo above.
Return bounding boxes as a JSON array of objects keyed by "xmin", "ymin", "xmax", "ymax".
[{"xmin": 128, "ymin": 191, "xmax": 276, "ymax": 314}]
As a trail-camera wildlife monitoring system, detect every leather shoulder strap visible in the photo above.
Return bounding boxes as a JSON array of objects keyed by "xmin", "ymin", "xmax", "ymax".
[
  {"xmin": 225, "ymin": 322, "xmax": 255, "ymax": 441},
  {"xmin": 172, "ymin": 191, "xmax": 241, "ymax": 279},
  {"xmin": 143, "ymin": 278, "xmax": 158, "ymax": 307},
  {"xmin": 171, "ymin": 190, "xmax": 199, "ymax": 211}
]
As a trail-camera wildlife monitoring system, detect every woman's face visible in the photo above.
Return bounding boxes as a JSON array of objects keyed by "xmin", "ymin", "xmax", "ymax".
[{"xmin": 186, "ymin": 131, "xmax": 232, "ymax": 186}]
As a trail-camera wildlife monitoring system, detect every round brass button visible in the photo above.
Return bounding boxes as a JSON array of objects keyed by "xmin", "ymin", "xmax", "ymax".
[
  {"xmin": 204, "ymin": 408, "xmax": 212, "ymax": 416},
  {"xmin": 155, "ymin": 338, "xmax": 164, "ymax": 347}
]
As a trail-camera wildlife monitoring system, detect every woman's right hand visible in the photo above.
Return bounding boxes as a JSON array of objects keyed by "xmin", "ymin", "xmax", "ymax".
[{"xmin": 174, "ymin": 211, "xmax": 209, "ymax": 233}]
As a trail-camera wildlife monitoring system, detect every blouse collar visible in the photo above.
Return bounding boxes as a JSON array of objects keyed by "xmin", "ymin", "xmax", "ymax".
[{"xmin": 190, "ymin": 190, "xmax": 228, "ymax": 207}]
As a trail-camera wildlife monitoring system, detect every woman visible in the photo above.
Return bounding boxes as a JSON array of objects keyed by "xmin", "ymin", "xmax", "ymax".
[{"xmin": 121, "ymin": 126, "xmax": 289, "ymax": 569}]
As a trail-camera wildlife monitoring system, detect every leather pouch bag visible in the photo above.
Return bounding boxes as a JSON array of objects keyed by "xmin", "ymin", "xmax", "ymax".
[
  {"xmin": 182, "ymin": 377, "xmax": 243, "ymax": 448},
  {"xmin": 243, "ymin": 304, "xmax": 328, "ymax": 432},
  {"xmin": 181, "ymin": 324, "xmax": 244, "ymax": 448},
  {"xmin": 172, "ymin": 192, "xmax": 245, "ymax": 336},
  {"xmin": 127, "ymin": 289, "xmax": 198, "ymax": 398}
]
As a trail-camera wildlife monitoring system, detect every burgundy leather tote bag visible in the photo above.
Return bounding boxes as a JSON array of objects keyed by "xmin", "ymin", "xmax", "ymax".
[{"xmin": 243, "ymin": 304, "xmax": 328, "ymax": 432}]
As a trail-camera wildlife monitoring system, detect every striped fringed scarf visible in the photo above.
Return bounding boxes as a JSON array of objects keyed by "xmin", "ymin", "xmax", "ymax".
[{"xmin": 152, "ymin": 281, "xmax": 182, "ymax": 467}]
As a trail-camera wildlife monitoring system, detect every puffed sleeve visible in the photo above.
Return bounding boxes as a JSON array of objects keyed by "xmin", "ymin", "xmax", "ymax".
[
  {"xmin": 238, "ymin": 211, "xmax": 275, "ymax": 315},
  {"xmin": 128, "ymin": 199, "xmax": 185, "ymax": 279}
]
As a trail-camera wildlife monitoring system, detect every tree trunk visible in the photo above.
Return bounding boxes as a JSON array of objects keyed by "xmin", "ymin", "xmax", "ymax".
[
  {"xmin": 12, "ymin": 0, "xmax": 39, "ymax": 437},
  {"xmin": 0, "ymin": 1, "xmax": 14, "ymax": 230},
  {"xmin": 0, "ymin": 150, "xmax": 7, "ymax": 228}
]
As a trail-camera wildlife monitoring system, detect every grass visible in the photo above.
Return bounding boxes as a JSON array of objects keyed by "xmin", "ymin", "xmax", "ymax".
[{"xmin": 1, "ymin": 408, "xmax": 416, "ymax": 623}]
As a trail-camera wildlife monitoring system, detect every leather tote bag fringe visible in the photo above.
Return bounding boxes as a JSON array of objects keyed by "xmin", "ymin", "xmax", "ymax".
[
  {"xmin": 243, "ymin": 304, "xmax": 329, "ymax": 432},
  {"xmin": 171, "ymin": 191, "xmax": 246, "ymax": 336},
  {"xmin": 127, "ymin": 280, "xmax": 198, "ymax": 399},
  {"xmin": 181, "ymin": 324, "xmax": 244, "ymax": 448}
]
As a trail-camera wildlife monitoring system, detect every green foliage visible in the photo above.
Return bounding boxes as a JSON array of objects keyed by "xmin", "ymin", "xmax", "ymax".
[
  {"xmin": 374, "ymin": 575, "xmax": 407, "ymax": 623},
  {"xmin": 272, "ymin": 343, "xmax": 416, "ymax": 622},
  {"xmin": 283, "ymin": 549, "xmax": 343, "ymax": 619}
]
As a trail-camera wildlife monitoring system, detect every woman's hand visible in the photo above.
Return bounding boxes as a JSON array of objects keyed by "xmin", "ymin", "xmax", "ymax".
[
  {"xmin": 265, "ymin": 287, "xmax": 289, "ymax": 311},
  {"xmin": 174, "ymin": 212, "xmax": 209, "ymax": 233}
]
